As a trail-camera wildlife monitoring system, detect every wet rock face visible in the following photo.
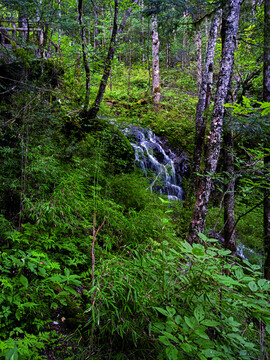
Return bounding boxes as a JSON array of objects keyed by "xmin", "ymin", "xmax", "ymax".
[{"xmin": 121, "ymin": 126, "xmax": 187, "ymax": 200}]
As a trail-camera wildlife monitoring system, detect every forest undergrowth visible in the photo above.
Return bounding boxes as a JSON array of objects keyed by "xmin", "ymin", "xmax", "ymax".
[{"xmin": 0, "ymin": 56, "xmax": 269, "ymax": 360}]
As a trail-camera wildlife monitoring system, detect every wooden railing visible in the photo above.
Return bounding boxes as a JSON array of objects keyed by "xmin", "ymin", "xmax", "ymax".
[{"xmin": 0, "ymin": 19, "xmax": 45, "ymax": 60}]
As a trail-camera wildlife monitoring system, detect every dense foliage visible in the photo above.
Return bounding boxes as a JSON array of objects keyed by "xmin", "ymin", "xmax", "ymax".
[{"xmin": 0, "ymin": 0, "xmax": 270, "ymax": 359}]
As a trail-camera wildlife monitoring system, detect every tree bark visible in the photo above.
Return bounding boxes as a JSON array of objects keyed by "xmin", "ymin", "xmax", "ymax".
[
  {"xmin": 151, "ymin": 14, "xmax": 161, "ymax": 103},
  {"xmin": 188, "ymin": 0, "xmax": 241, "ymax": 244},
  {"xmin": 263, "ymin": 0, "xmax": 270, "ymax": 279},
  {"xmin": 195, "ymin": 22, "xmax": 202, "ymax": 91},
  {"xmin": 223, "ymin": 128, "xmax": 236, "ymax": 253},
  {"xmin": 78, "ymin": 0, "xmax": 91, "ymax": 111},
  {"xmin": 191, "ymin": 10, "xmax": 221, "ymax": 192},
  {"xmin": 86, "ymin": 0, "xmax": 119, "ymax": 119},
  {"xmin": 86, "ymin": 0, "xmax": 138, "ymax": 119},
  {"xmin": 166, "ymin": 39, "xmax": 170, "ymax": 71}
]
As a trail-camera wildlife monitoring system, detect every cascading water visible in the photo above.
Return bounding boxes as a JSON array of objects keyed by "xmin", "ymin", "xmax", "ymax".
[
  {"xmin": 236, "ymin": 242, "xmax": 263, "ymax": 266},
  {"xmin": 122, "ymin": 126, "xmax": 187, "ymax": 200},
  {"xmin": 121, "ymin": 125, "xmax": 264, "ymax": 266}
]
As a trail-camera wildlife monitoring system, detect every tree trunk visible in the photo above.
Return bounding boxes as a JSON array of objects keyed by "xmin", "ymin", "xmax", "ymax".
[
  {"xmin": 263, "ymin": 0, "xmax": 270, "ymax": 279},
  {"xmin": 191, "ymin": 10, "xmax": 221, "ymax": 192},
  {"xmin": 58, "ymin": 0, "xmax": 61, "ymax": 51},
  {"xmin": 188, "ymin": 0, "xmax": 241, "ymax": 244},
  {"xmin": 195, "ymin": 22, "xmax": 202, "ymax": 91},
  {"xmin": 128, "ymin": 20, "xmax": 132, "ymax": 96},
  {"xmin": 223, "ymin": 128, "xmax": 236, "ymax": 253},
  {"xmin": 86, "ymin": 0, "xmax": 138, "ymax": 119},
  {"xmin": 147, "ymin": 19, "xmax": 151, "ymax": 88},
  {"xmin": 78, "ymin": 0, "xmax": 91, "ymax": 112},
  {"xmin": 86, "ymin": 0, "xmax": 118, "ymax": 119},
  {"xmin": 151, "ymin": 14, "xmax": 161, "ymax": 103},
  {"xmin": 166, "ymin": 39, "xmax": 170, "ymax": 71}
]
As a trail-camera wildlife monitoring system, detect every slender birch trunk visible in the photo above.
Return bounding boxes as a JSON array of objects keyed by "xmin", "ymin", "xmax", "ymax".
[
  {"xmin": 151, "ymin": 14, "xmax": 161, "ymax": 103},
  {"xmin": 188, "ymin": 0, "xmax": 241, "ymax": 244},
  {"xmin": 191, "ymin": 10, "xmax": 221, "ymax": 191},
  {"xmin": 263, "ymin": 0, "xmax": 270, "ymax": 279}
]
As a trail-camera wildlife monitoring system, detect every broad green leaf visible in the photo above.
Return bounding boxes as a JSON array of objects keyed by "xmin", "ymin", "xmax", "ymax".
[
  {"xmin": 217, "ymin": 275, "xmax": 242, "ymax": 287},
  {"xmin": 258, "ymin": 278, "xmax": 270, "ymax": 290},
  {"xmin": 155, "ymin": 307, "xmax": 169, "ymax": 317},
  {"xmin": 192, "ymin": 246, "xmax": 205, "ymax": 257},
  {"xmin": 184, "ymin": 316, "xmax": 196, "ymax": 329},
  {"xmin": 19, "ymin": 275, "xmax": 28, "ymax": 288},
  {"xmin": 166, "ymin": 306, "xmax": 176, "ymax": 317},
  {"xmin": 180, "ymin": 342, "xmax": 194, "ymax": 353},
  {"xmin": 202, "ymin": 349, "xmax": 221, "ymax": 357},
  {"xmin": 218, "ymin": 249, "xmax": 231, "ymax": 256},
  {"xmin": 201, "ymin": 319, "xmax": 220, "ymax": 328},
  {"xmin": 161, "ymin": 331, "xmax": 179, "ymax": 343},
  {"xmin": 165, "ymin": 346, "xmax": 178, "ymax": 360},
  {"xmin": 5, "ymin": 347, "xmax": 18, "ymax": 360},
  {"xmin": 198, "ymin": 233, "xmax": 208, "ymax": 242},
  {"xmin": 198, "ymin": 355, "xmax": 208, "ymax": 360},
  {"xmin": 175, "ymin": 315, "xmax": 182, "ymax": 324},
  {"xmin": 194, "ymin": 306, "xmax": 205, "ymax": 322},
  {"xmin": 152, "ymin": 323, "xmax": 164, "ymax": 332},
  {"xmin": 194, "ymin": 328, "xmax": 209, "ymax": 340},
  {"xmin": 235, "ymin": 267, "xmax": 244, "ymax": 280},
  {"xmin": 248, "ymin": 281, "xmax": 258, "ymax": 292},
  {"xmin": 159, "ymin": 335, "xmax": 172, "ymax": 346},
  {"xmin": 181, "ymin": 241, "xmax": 193, "ymax": 252}
]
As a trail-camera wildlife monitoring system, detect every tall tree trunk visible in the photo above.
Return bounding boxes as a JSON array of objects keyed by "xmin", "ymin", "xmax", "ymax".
[
  {"xmin": 223, "ymin": 128, "xmax": 236, "ymax": 253},
  {"xmin": 78, "ymin": 0, "xmax": 91, "ymax": 112},
  {"xmin": 128, "ymin": 19, "xmax": 132, "ymax": 96},
  {"xmin": 223, "ymin": 75, "xmax": 236, "ymax": 253},
  {"xmin": 87, "ymin": 0, "xmax": 138, "ymax": 119},
  {"xmin": 58, "ymin": 0, "xmax": 61, "ymax": 51},
  {"xmin": 195, "ymin": 22, "xmax": 202, "ymax": 91},
  {"xmin": 191, "ymin": 10, "xmax": 221, "ymax": 192},
  {"xmin": 188, "ymin": 0, "xmax": 241, "ymax": 244},
  {"xmin": 151, "ymin": 14, "xmax": 161, "ymax": 103},
  {"xmin": 182, "ymin": 33, "xmax": 186, "ymax": 68},
  {"xmin": 263, "ymin": 0, "xmax": 270, "ymax": 279},
  {"xmin": 147, "ymin": 19, "xmax": 151, "ymax": 88},
  {"xmin": 166, "ymin": 39, "xmax": 170, "ymax": 71},
  {"xmin": 86, "ymin": 0, "xmax": 118, "ymax": 119}
]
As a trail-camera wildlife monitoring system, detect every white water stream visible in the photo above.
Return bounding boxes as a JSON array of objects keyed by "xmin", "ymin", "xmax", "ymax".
[{"xmin": 122, "ymin": 126, "xmax": 186, "ymax": 200}]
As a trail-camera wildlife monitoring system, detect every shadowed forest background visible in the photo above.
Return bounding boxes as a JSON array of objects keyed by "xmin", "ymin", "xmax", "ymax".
[{"xmin": 0, "ymin": 0, "xmax": 270, "ymax": 359}]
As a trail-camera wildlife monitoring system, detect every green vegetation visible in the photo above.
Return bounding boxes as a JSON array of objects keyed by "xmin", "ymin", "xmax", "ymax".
[{"xmin": 0, "ymin": 0, "xmax": 269, "ymax": 359}]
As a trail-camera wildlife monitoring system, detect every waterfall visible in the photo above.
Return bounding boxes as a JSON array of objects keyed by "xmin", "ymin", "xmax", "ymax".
[
  {"xmin": 236, "ymin": 242, "xmax": 263, "ymax": 266},
  {"xmin": 122, "ymin": 126, "xmax": 187, "ymax": 200}
]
